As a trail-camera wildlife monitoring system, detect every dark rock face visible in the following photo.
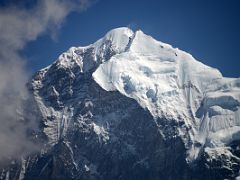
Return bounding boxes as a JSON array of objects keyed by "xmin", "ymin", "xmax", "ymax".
[
  {"xmin": 195, "ymin": 140, "xmax": 240, "ymax": 180},
  {"xmin": 27, "ymin": 66, "xmax": 189, "ymax": 180},
  {"xmin": 0, "ymin": 56, "xmax": 191, "ymax": 179}
]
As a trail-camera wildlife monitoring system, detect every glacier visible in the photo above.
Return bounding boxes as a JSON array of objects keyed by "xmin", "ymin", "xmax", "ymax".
[{"xmin": 92, "ymin": 27, "xmax": 240, "ymax": 161}]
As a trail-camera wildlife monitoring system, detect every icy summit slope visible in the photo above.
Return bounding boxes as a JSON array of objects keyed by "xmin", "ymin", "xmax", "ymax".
[
  {"xmin": 92, "ymin": 28, "xmax": 240, "ymax": 161},
  {"xmin": 32, "ymin": 27, "xmax": 240, "ymax": 163}
]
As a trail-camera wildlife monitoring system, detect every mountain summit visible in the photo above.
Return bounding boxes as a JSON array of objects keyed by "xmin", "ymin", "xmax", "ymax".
[
  {"xmin": 93, "ymin": 28, "xmax": 240, "ymax": 161},
  {"xmin": 2, "ymin": 27, "xmax": 240, "ymax": 179}
]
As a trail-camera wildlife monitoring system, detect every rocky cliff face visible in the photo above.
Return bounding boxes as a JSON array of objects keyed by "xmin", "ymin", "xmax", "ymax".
[{"xmin": 0, "ymin": 27, "xmax": 240, "ymax": 180}]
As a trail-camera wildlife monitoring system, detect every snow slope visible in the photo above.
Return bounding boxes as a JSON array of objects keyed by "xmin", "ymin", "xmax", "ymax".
[{"xmin": 92, "ymin": 28, "xmax": 240, "ymax": 161}]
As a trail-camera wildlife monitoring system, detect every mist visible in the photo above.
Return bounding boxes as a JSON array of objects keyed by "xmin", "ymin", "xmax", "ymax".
[{"xmin": 0, "ymin": 0, "xmax": 95, "ymax": 161}]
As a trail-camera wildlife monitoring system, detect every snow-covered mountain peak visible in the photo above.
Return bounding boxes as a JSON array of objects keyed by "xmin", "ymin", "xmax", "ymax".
[
  {"xmin": 32, "ymin": 27, "xmax": 240, "ymax": 164},
  {"xmin": 103, "ymin": 27, "xmax": 133, "ymax": 40},
  {"xmin": 3, "ymin": 27, "xmax": 240, "ymax": 180},
  {"xmin": 92, "ymin": 27, "xmax": 240, "ymax": 161},
  {"xmin": 90, "ymin": 27, "xmax": 134, "ymax": 60},
  {"xmin": 93, "ymin": 28, "xmax": 224, "ymax": 120},
  {"xmin": 48, "ymin": 27, "xmax": 134, "ymax": 73},
  {"xmin": 98, "ymin": 27, "xmax": 134, "ymax": 52}
]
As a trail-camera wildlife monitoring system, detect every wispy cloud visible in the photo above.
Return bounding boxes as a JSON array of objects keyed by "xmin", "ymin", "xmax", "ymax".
[{"xmin": 0, "ymin": 0, "xmax": 95, "ymax": 161}]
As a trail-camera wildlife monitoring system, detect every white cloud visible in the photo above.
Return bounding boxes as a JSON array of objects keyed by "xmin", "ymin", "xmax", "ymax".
[{"xmin": 0, "ymin": 0, "xmax": 95, "ymax": 161}]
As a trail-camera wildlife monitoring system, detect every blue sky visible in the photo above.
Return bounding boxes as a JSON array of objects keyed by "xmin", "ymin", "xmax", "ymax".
[{"xmin": 4, "ymin": 0, "xmax": 240, "ymax": 77}]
